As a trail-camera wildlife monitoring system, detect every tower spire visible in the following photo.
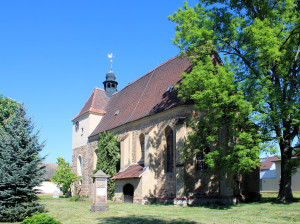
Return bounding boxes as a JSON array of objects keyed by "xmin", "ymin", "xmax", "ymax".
[{"xmin": 103, "ymin": 53, "xmax": 118, "ymax": 98}]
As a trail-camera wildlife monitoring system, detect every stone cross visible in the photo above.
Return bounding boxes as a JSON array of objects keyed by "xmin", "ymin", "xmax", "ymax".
[{"xmin": 91, "ymin": 170, "xmax": 109, "ymax": 212}]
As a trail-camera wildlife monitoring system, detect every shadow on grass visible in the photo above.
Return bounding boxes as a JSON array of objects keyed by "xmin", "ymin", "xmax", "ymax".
[
  {"xmin": 197, "ymin": 204, "xmax": 233, "ymax": 210},
  {"xmin": 97, "ymin": 216, "xmax": 198, "ymax": 224},
  {"xmin": 258, "ymin": 196, "xmax": 300, "ymax": 205}
]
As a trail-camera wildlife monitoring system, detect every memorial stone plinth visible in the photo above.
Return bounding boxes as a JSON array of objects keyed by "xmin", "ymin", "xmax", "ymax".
[{"xmin": 91, "ymin": 170, "xmax": 109, "ymax": 212}]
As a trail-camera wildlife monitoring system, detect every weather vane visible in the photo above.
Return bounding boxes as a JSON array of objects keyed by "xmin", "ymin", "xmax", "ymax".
[{"xmin": 108, "ymin": 53, "xmax": 114, "ymax": 71}]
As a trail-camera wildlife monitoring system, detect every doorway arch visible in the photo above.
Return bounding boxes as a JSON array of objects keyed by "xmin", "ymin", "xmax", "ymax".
[{"xmin": 123, "ymin": 183, "xmax": 134, "ymax": 203}]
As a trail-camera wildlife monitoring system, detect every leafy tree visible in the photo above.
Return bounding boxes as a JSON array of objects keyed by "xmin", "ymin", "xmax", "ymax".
[
  {"xmin": 178, "ymin": 59, "xmax": 260, "ymax": 175},
  {"xmin": 0, "ymin": 106, "xmax": 45, "ymax": 222},
  {"xmin": 169, "ymin": 0, "xmax": 300, "ymax": 202},
  {"xmin": 51, "ymin": 157, "xmax": 78, "ymax": 197},
  {"xmin": 0, "ymin": 95, "xmax": 19, "ymax": 130},
  {"xmin": 95, "ymin": 131, "xmax": 120, "ymax": 200}
]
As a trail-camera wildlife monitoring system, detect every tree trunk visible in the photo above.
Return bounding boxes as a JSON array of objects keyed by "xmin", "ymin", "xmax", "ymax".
[{"xmin": 277, "ymin": 142, "xmax": 294, "ymax": 202}]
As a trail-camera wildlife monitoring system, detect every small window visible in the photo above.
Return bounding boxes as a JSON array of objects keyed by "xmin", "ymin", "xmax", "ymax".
[{"xmin": 75, "ymin": 121, "xmax": 79, "ymax": 132}]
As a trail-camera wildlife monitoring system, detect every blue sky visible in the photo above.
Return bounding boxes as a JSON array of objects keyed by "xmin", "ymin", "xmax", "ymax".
[{"xmin": 0, "ymin": 0, "xmax": 199, "ymax": 163}]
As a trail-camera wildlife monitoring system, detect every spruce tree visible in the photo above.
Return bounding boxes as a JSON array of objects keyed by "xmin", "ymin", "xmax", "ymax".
[{"xmin": 0, "ymin": 106, "xmax": 45, "ymax": 222}]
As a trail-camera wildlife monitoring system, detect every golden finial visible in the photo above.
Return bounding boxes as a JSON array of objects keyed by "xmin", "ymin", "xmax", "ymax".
[{"xmin": 108, "ymin": 53, "xmax": 114, "ymax": 71}]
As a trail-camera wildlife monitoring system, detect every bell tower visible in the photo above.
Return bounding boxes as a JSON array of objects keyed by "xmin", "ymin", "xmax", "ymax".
[{"xmin": 103, "ymin": 59, "xmax": 118, "ymax": 97}]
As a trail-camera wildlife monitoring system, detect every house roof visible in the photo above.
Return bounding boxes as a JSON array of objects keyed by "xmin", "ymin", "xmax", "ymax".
[
  {"xmin": 260, "ymin": 156, "xmax": 279, "ymax": 170},
  {"xmin": 72, "ymin": 88, "xmax": 108, "ymax": 121},
  {"xmin": 111, "ymin": 164, "xmax": 147, "ymax": 180},
  {"xmin": 89, "ymin": 56, "xmax": 193, "ymax": 137},
  {"xmin": 40, "ymin": 163, "xmax": 58, "ymax": 181}
]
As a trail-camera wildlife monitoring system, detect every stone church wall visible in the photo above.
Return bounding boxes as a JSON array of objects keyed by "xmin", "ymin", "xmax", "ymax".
[
  {"xmin": 72, "ymin": 141, "xmax": 98, "ymax": 197},
  {"xmin": 112, "ymin": 106, "xmax": 193, "ymax": 202}
]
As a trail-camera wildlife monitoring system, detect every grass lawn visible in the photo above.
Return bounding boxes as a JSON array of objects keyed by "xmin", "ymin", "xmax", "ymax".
[{"xmin": 2, "ymin": 193, "xmax": 300, "ymax": 224}]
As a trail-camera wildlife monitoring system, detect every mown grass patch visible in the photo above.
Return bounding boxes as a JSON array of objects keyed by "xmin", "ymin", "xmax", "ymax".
[{"xmin": 2, "ymin": 193, "xmax": 300, "ymax": 224}]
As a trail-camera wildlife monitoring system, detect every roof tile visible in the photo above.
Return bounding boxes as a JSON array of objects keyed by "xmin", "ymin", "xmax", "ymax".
[
  {"xmin": 72, "ymin": 88, "xmax": 108, "ymax": 121},
  {"xmin": 90, "ymin": 56, "xmax": 192, "ymax": 136},
  {"xmin": 112, "ymin": 164, "xmax": 147, "ymax": 180}
]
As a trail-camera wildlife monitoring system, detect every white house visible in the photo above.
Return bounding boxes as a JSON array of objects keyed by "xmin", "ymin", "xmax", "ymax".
[{"xmin": 35, "ymin": 163, "xmax": 61, "ymax": 195}]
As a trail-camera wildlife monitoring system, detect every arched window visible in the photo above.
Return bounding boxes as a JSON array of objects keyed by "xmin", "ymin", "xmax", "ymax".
[
  {"xmin": 139, "ymin": 134, "xmax": 145, "ymax": 164},
  {"xmin": 165, "ymin": 127, "xmax": 174, "ymax": 173},
  {"xmin": 77, "ymin": 155, "xmax": 83, "ymax": 176},
  {"xmin": 93, "ymin": 150, "xmax": 98, "ymax": 170}
]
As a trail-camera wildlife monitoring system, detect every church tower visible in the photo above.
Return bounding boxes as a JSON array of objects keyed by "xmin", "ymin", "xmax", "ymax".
[{"xmin": 103, "ymin": 60, "xmax": 118, "ymax": 97}]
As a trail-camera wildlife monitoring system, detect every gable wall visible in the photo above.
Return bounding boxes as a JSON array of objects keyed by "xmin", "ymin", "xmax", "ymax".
[{"xmin": 72, "ymin": 113, "xmax": 104, "ymax": 149}]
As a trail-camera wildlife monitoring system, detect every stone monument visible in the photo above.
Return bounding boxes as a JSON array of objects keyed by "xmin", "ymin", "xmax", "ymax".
[
  {"xmin": 52, "ymin": 189, "xmax": 59, "ymax": 198},
  {"xmin": 91, "ymin": 170, "xmax": 109, "ymax": 212}
]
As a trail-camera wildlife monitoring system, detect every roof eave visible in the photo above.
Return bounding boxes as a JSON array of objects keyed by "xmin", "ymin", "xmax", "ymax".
[{"xmin": 72, "ymin": 110, "xmax": 106, "ymax": 122}]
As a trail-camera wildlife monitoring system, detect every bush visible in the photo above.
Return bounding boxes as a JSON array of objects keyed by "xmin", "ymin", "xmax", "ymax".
[
  {"xmin": 22, "ymin": 213, "xmax": 61, "ymax": 224},
  {"xmin": 69, "ymin": 195, "xmax": 89, "ymax": 202}
]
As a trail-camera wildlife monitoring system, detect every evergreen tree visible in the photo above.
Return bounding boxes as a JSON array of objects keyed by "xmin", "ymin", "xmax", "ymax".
[
  {"xmin": 95, "ymin": 131, "xmax": 120, "ymax": 200},
  {"xmin": 0, "ymin": 106, "xmax": 45, "ymax": 222}
]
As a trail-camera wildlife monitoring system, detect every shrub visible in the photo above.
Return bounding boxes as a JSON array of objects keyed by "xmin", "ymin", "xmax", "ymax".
[{"xmin": 22, "ymin": 213, "xmax": 61, "ymax": 224}]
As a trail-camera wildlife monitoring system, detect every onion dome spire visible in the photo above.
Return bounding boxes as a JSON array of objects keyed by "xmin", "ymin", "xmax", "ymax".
[{"xmin": 103, "ymin": 54, "xmax": 118, "ymax": 97}]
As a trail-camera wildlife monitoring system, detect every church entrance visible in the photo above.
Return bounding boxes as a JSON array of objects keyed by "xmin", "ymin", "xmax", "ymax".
[{"xmin": 123, "ymin": 184, "xmax": 134, "ymax": 203}]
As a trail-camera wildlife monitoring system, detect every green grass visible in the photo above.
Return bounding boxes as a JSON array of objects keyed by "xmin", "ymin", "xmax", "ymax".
[{"xmin": 2, "ymin": 193, "xmax": 300, "ymax": 224}]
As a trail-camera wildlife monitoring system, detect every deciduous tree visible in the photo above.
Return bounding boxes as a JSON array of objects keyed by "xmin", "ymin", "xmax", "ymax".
[
  {"xmin": 169, "ymin": 0, "xmax": 299, "ymax": 202},
  {"xmin": 51, "ymin": 157, "xmax": 78, "ymax": 197},
  {"xmin": 0, "ymin": 95, "xmax": 19, "ymax": 130}
]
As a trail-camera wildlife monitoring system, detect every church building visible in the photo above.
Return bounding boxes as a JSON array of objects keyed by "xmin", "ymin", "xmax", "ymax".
[{"xmin": 72, "ymin": 55, "xmax": 260, "ymax": 205}]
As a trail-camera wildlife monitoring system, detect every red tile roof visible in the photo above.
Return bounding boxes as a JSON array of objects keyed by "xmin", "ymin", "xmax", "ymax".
[
  {"xmin": 260, "ymin": 156, "xmax": 279, "ymax": 170},
  {"xmin": 72, "ymin": 88, "xmax": 108, "ymax": 121},
  {"xmin": 89, "ymin": 56, "xmax": 193, "ymax": 137},
  {"xmin": 112, "ymin": 164, "xmax": 147, "ymax": 180}
]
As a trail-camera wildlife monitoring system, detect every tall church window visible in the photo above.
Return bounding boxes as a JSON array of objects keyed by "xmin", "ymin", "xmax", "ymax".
[
  {"xmin": 139, "ymin": 134, "xmax": 145, "ymax": 164},
  {"xmin": 196, "ymin": 148, "xmax": 209, "ymax": 171},
  {"xmin": 165, "ymin": 127, "xmax": 174, "ymax": 173}
]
